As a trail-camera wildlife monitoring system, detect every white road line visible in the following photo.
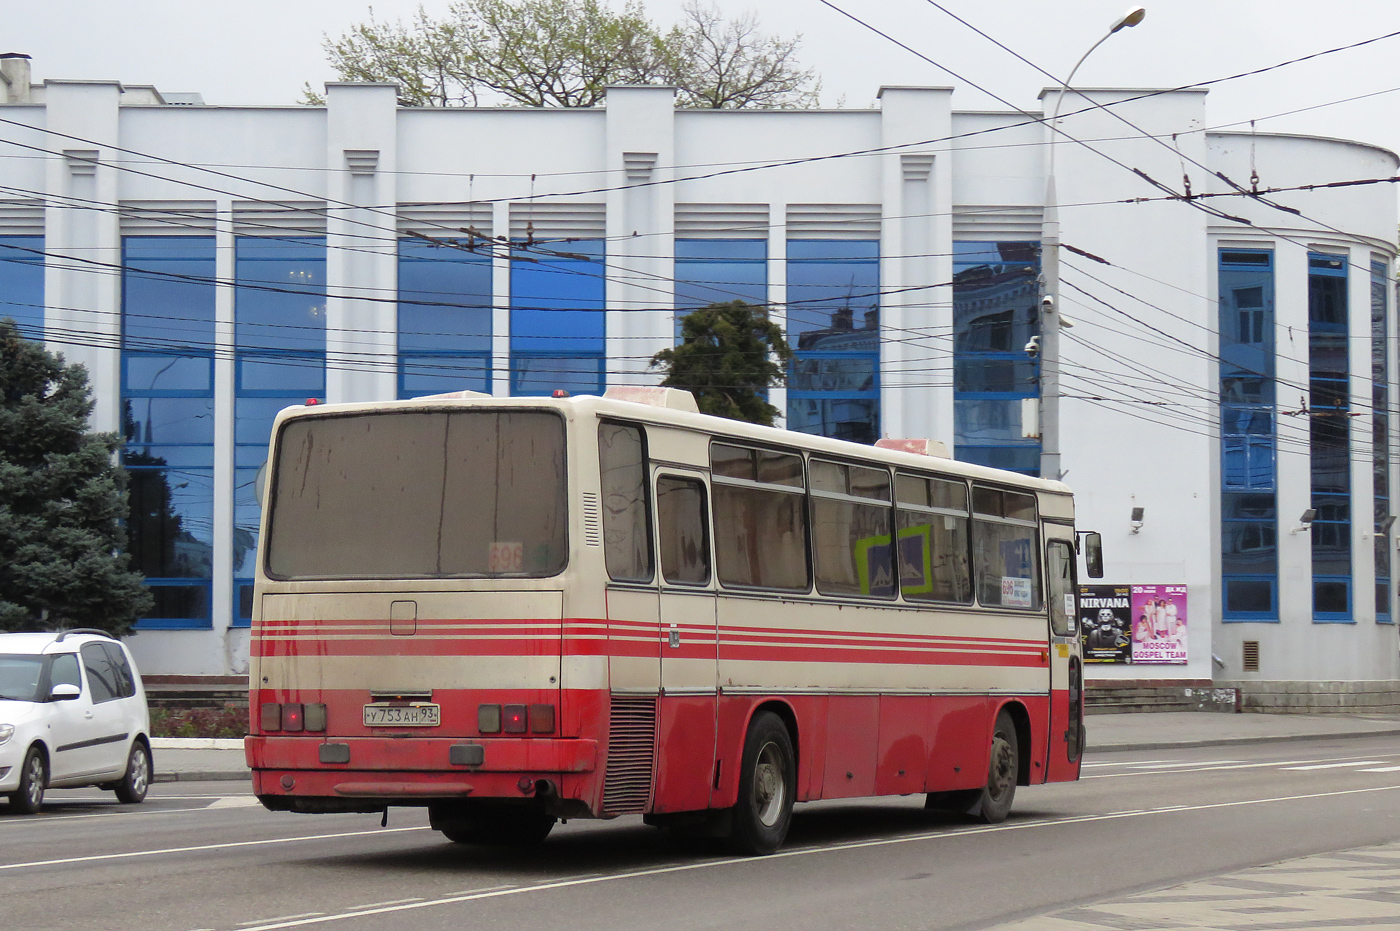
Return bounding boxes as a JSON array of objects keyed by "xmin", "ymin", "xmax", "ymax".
[
  {"xmin": 1125, "ymin": 760, "xmax": 1245, "ymax": 769},
  {"xmin": 0, "ymin": 826, "xmax": 429, "ymax": 871},
  {"xmin": 1281, "ymin": 761, "xmax": 1385, "ymax": 771},
  {"xmin": 231, "ymin": 783, "xmax": 1400, "ymax": 931},
  {"xmin": 343, "ymin": 899, "xmax": 423, "ymax": 910},
  {"xmin": 1358, "ymin": 765, "xmax": 1400, "ymax": 773},
  {"xmin": 238, "ymin": 915, "xmax": 325, "ymax": 926},
  {"xmin": 1081, "ymin": 760, "xmax": 1176, "ymax": 768},
  {"xmin": 0, "ymin": 806, "xmax": 222, "ymax": 825},
  {"xmin": 208, "ymin": 797, "xmax": 262, "ymax": 809},
  {"xmin": 1081, "ymin": 755, "xmax": 1400, "ymax": 779}
]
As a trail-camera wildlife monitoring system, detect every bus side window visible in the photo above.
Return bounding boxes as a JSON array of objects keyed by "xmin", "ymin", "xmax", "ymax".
[
  {"xmin": 894, "ymin": 473, "xmax": 972, "ymax": 604},
  {"xmin": 710, "ymin": 444, "xmax": 809, "ymax": 591},
  {"xmin": 810, "ymin": 459, "xmax": 894, "ymax": 598},
  {"xmin": 657, "ymin": 476, "xmax": 710, "ymax": 585},
  {"xmin": 971, "ymin": 487, "xmax": 1042, "ymax": 610},
  {"xmin": 599, "ymin": 422, "xmax": 654, "ymax": 583}
]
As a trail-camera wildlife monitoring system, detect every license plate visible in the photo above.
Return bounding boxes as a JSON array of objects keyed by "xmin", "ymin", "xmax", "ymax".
[{"xmin": 363, "ymin": 703, "xmax": 441, "ymax": 727}]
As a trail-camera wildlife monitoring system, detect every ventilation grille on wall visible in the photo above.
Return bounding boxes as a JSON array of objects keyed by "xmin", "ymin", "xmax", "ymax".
[
  {"xmin": 397, "ymin": 202, "xmax": 493, "ymax": 240},
  {"xmin": 509, "ymin": 201, "xmax": 606, "ymax": 241},
  {"xmin": 580, "ymin": 492, "xmax": 602, "ymax": 547},
  {"xmin": 232, "ymin": 201, "xmax": 328, "ymax": 236},
  {"xmin": 601, "ymin": 694, "xmax": 657, "ymax": 816},
  {"xmin": 786, "ymin": 203, "xmax": 881, "ymax": 240},
  {"xmin": 0, "ymin": 200, "xmax": 44, "ymax": 236},
  {"xmin": 118, "ymin": 201, "xmax": 217, "ymax": 236},
  {"xmin": 1242, "ymin": 641, "xmax": 1260, "ymax": 672},
  {"xmin": 952, "ymin": 205, "xmax": 1044, "ymax": 241},
  {"xmin": 674, "ymin": 203, "xmax": 769, "ymax": 239}
]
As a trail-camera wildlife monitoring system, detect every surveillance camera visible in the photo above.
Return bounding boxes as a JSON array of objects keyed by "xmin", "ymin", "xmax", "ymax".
[
  {"xmin": 1024, "ymin": 336, "xmax": 1041, "ymax": 358},
  {"xmin": 1041, "ymin": 295, "xmax": 1054, "ymax": 309}
]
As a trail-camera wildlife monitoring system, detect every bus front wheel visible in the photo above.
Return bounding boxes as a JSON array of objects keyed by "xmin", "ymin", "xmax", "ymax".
[
  {"xmin": 730, "ymin": 711, "xmax": 796, "ymax": 855},
  {"xmin": 934, "ymin": 709, "xmax": 1018, "ymax": 824}
]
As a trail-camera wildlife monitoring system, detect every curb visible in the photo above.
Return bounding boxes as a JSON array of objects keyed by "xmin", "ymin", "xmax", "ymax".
[
  {"xmin": 154, "ymin": 771, "xmax": 251, "ymax": 783},
  {"xmin": 150, "ymin": 737, "xmax": 245, "ymax": 750},
  {"xmin": 1090, "ymin": 727, "xmax": 1400, "ymax": 754}
]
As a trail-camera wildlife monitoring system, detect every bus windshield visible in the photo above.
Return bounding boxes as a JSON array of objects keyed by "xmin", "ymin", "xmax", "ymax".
[{"xmin": 265, "ymin": 409, "xmax": 567, "ymax": 580}]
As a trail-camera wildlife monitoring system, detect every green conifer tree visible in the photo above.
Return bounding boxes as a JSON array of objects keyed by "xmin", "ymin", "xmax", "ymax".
[
  {"xmin": 0, "ymin": 320, "xmax": 153, "ymax": 633},
  {"xmin": 650, "ymin": 300, "xmax": 792, "ymax": 425}
]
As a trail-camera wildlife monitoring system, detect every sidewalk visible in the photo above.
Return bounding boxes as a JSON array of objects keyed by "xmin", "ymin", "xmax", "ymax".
[{"xmin": 149, "ymin": 712, "xmax": 1400, "ymax": 783}]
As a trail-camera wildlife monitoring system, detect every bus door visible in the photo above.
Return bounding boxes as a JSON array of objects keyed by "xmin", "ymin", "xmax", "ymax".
[
  {"xmin": 1043, "ymin": 527, "xmax": 1083, "ymax": 781},
  {"xmin": 651, "ymin": 468, "xmax": 719, "ymax": 813}
]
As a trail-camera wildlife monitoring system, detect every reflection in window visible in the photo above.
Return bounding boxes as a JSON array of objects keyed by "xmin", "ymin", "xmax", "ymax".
[
  {"xmin": 674, "ymin": 239, "xmax": 767, "ymax": 321},
  {"xmin": 710, "ymin": 443, "xmax": 809, "ymax": 590},
  {"xmin": 895, "ymin": 473, "xmax": 971, "ymax": 604},
  {"xmin": 1373, "ymin": 260, "xmax": 1392, "ymax": 623},
  {"xmin": 1047, "ymin": 541, "xmax": 1076, "ymax": 636},
  {"xmin": 599, "ymin": 422, "xmax": 652, "ymax": 583},
  {"xmin": 511, "ymin": 240, "xmax": 605, "ymax": 395},
  {"xmin": 1219, "ymin": 250, "xmax": 1278, "ymax": 620},
  {"xmin": 121, "ymin": 236, "xmax": 216, "ymax": 629},
  {"xmin": 657, "ymin": 476, "xmax": 710, "ymax": 585},
  {"xmin": 954, "ymin": 242, "xmax": 1040, "ymax": 475},
  {"xmin": 787, "ymin": 240, "xmax": 879, "ymax": 443},
  {"xmin": 398, "ymin": 239, "xmax": 492, "ymax": 397},
  {"xmin": 1309, "ymin": 253, "xmax": 1351, "ymax": 620},
  {"xmin": 234, "ymin": 237, "xmax": 326, "ymax": 625},
  {"xmin": 809, "ymin": 460, "xmax": 893, "ymax": 598},
  {"xmin": 0, "ymin": 236, "xmax": 45, "ymax": 339}
]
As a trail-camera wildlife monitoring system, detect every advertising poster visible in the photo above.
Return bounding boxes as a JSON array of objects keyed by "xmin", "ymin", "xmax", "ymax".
[
  {"xmin": 1131, "ymin": 584, "xmax": 1188, "ymax": 664},
  {"xmin": 1078, "ymin": 585, "xmax": 1132, "ymax": 663}
]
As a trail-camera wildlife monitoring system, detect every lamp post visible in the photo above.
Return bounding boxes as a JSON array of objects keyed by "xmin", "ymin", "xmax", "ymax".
[{"xmin": 1039, "ymin": 6, "xmax": 1146, "ymax": 481}]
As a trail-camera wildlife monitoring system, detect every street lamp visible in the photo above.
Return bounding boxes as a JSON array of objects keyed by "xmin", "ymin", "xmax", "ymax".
[{"xmin": 1039, "ymin": 6, "xmax": 1146, "ymax": 481}]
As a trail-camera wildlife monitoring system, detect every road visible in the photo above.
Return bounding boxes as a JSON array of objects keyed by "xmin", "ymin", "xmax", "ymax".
[{"xmin": 6, "ymin": 735, "xmax": 1400, "ymax": 931}]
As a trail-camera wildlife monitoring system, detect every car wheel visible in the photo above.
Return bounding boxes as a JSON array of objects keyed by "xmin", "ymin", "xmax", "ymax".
[
  {"xmin": 9, "ymin": 747, "xmax": 47, "ymax": 814},
  {"xmin": 730, "ymin": 711, "xmax": 796, "ymax": 855},
  {"xmin": 114, "ymin": 741, "xmax": 152, "ymax": 804}
]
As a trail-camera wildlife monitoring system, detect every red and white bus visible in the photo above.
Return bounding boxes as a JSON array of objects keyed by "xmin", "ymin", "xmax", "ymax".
[{"xmin": 245, "ymin": 386, "xmax": 1100, "ymax": 854}]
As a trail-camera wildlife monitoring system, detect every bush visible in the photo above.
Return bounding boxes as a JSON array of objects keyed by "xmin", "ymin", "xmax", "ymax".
[{"xmin": 149, "ymin": 706, "xmax": 248, "ymax": 739}]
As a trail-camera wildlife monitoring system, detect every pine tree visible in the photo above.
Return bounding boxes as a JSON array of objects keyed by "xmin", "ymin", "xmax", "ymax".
[
  {"xmin": 650, "ymin": 300, "xmax": 792, "ymax": 425},
  {"xmin": 0, "ymin": 319, "xmax": 153, "ymax": 633}
]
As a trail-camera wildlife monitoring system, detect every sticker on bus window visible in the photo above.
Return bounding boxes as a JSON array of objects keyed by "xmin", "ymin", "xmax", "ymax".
[
  {"xmin": 1064, "ymin": 593, "xmax": 1076, "ymax": 618},
  {"xmin": 489, "ymin": 541, "xmax": 524, "ymax": 573},
  {"xmin": 1001, "ymin": 576, "xmax": 1033, "ymax": 608}
]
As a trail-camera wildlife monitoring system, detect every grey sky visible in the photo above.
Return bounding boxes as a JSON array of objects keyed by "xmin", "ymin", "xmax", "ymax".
[{"xmin": 6, "ymin": 0, "xmax": 1400, "ymax": 161}]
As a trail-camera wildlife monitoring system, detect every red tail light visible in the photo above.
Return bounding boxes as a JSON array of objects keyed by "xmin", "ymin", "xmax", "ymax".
[
  {"xmin": 283, "ymin": 703, "xmax": 305, "ymax": 732},
  {"xmin": 529, "ymin": 704, "xmax": 555, "ymax": 734},
  {"xmin": 503, "ymin": 704, "xmax": 527, "ymax": 734},
  {"xmin": 304, "ymin": 703, "xmax": 327, "ymax": 733},
  {"xmin": 478, "ymin": 704, "xmax": 501, "ymax": 734}
]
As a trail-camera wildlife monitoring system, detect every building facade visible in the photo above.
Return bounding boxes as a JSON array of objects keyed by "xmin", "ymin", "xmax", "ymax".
[{"xmin": 1, "ymin": 71, "xmax": 1396, "ymax": 703}]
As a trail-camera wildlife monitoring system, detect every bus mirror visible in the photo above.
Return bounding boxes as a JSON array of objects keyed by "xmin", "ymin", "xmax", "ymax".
[{"xmin": 1082, "ymin": 532, "xmax": 1104, "ymax": 578}]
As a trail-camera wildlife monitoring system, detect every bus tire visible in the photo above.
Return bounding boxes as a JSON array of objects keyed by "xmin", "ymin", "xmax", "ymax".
[
  {"xmin": 964, "ymin": 709, "xmax": 1018, "ymax": 824},
  {"xmin": 730, "ymin": 711, "xmax": 795, "ymax": 855},
  {"xmin": 433, "ymin": 803, "xmax": 556, "ymax": 847}
]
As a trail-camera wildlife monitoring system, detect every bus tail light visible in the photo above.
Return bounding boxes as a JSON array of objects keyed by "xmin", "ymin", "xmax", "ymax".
[
  {"xmin": 529, "ymin": 704, "xmax": 555, "ymax": 734},
  {"xmin": 261, "ymin": 702, "xmax": 282, "ymax": 732},
  {"xmin": 503, "ymin": 704, "xmax": 527, "ymax": 734},
  {"xmin": 304, "ymin": 703, "xmax": 327, "ymax": 733},
  {"xmin": 478, "ymin": 704, "xmax": 501, "ymax": 734},
  {"xmin": 282, "ymin": 703, "xmax": 305, "ymax": 732}
]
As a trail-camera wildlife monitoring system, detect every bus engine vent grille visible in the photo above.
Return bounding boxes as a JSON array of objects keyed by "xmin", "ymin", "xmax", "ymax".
[
  {"xmin": 581, "ymin": 492, "xmax": 602, "ymax": 547},
  {"xmin": 601, "ymin": 695, "xmax": 657, "ymax": 815}
]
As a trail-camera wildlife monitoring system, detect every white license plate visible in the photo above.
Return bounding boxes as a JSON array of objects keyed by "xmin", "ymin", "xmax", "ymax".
[{"xmin": 363, "ymin": 703, "xmax": 441, "ymax": 727}]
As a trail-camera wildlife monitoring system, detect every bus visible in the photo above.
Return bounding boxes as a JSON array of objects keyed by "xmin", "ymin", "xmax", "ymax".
[{"xmin": 245, "ymin": 386, "xmax": 1101, "ymax": 854}]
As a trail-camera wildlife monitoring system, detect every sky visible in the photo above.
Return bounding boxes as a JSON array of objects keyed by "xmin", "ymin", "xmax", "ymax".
[{"xmin": 5, "ymin": 0, "xmax": 1400, "ymax": 160}]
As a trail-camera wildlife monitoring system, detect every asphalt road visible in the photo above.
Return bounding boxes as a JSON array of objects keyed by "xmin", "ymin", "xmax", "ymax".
[{"xmin": 7, "ymin": 735, "xmax": 1400, "ymax": 931}]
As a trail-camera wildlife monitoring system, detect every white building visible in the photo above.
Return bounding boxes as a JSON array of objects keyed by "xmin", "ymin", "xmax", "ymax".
[{"xmin": 1, "ymin": 54, "xmax": 1396, "ymax": 708}]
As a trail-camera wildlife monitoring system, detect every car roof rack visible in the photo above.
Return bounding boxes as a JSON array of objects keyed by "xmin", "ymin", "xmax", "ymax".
[{"xmin": 53, "ymin": 628, "xmax": 116, "ymax": 642}]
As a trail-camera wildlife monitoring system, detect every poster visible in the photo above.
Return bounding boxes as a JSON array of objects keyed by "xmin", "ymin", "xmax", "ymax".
[
  {"xmin": 1078, "ymin": 585, "xmax": 1132, "ymax": 663},
  {"xmin": 1130, "ymin": 584, "xmax": 1188, "ymax": 665}
]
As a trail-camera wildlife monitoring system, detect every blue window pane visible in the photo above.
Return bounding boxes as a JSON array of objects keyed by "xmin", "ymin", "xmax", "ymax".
[
  {"xmin": 955, "ymin": 398, "xmax": 1030, "ymax": 444},
  {"xmin": 675, "ymin": 239, "xmax": 767, "ymax": 316},
  {"xmin": 235, "ymin": 397, "xmax": 301, "ymax": 449},
  {"xmin": 123, "ymin": 445, "xmax": 215, "ymax": 468},
  {"xmin": 0, "ymin": 236, "xmax": 45, "ymax": 339},
  {"xmin": 121, "ymin": 396, "xmax": 214, "ymax": 447},
  {"xmin": 400, "ymin": 355, "xmax": 491, "ymax": 397},
  {"xmin": 511, "ymin": 354, "xmax": 604, "ymax": 396},
  {"xmin": 398, "ymin": 239, "xmax": 492, "ymax": 355},
  {"xmin": 789, "ymin": 355, "xmax": 877, "ymax": 393},
  {"xmin": 122, "ymin": 237, "xmax": 216, "ymax": 351},
  {"xmin": 787, "ymin": 398, "xmax": 878, "ymax": 445},
  {"xmin": 233, "ymin": 466, "xmax": 262, "ymax": 579},
  {"xmin": 235, "ymin": 238, "xmax": 326, "ymax": 356},
  {"xmin": 1222, "ymin": 521, "xmax": 1276, "ymax": 574},
  {"xmin": 123, "ymin": 355, "xmax": 212, "ymax": 394},
  {"xmin": 1309, "ymin": 252, "xmax": 1350, "ymax": 618},
  {"xmin": 510, "ymin": 241, "xmax": 605, "ymax": 359},
  {"xmin": 1314, "ymin": 578, "xmax": 1350, "ymax": 617},
  {"xmin": 126, "ymin": 467, "xmax": 214, "ymax": 580},
  {"xmin": 136, "ymin": 582, "xmax": 211, "ymax": 630},
  {"xmin": 955, "ymin": 357, "xmax": 1036, "ymax": 394},
  {"xmin": 237, "ymin": 357, "xmax": 326, "ymax": 394},
  {"xmin": 956, "ymin": 445, "xmax": 1040, "ymax": 475},
  {"xmin": 234, "ymin": 580, "xmax": 255, "ymax": 627},
  {"xmin": 1224, "ymin": 578, "xmax": 1274, "ymax": 616}
]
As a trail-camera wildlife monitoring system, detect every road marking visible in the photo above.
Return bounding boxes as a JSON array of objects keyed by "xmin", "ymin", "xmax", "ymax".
[
  {"xmin": 208, "ymin": 797, "xmax": 262, "ymax": 809},
  {"xmin": 0, "ymin": 826, "xmax": 429, "ymax": 872},
  {"xmin": 238, "ymin": 915, "xmax": 325, "ymax": 926},
  {"xmin": 1081, "ymin": 754, "xmax": 1400, "ymax": 779},
  {"xmin": 0, "ymin": 806, "xmax": 221, "ymax": 826},
  {"xmin": 1124, "ymin": 760, "xmax": 1245, "ymax": 768},
  {"xmin": 1081, "ymin": 759, "xmax": 1176, "ymax": 768},
  {"xmin": 1357, "ymin": 765, "xmax": 1400, "ymax": 773},
  {"xmin": 1281, "ymin": 761, "xmax": 1385, "ymax": 771},
  {"xmin": 229, "ymin": 783, "xmax": 1400, "ymax": 931},
  {"xmin": 343, "ymin": 898, "xmax": 423, "ymax": 910}
]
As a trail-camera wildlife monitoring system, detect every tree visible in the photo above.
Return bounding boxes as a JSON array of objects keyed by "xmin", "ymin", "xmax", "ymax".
[
  {"xmin": 0, "ymin": 320, "xmax": 153, "ymax": 634},
  {"xmin": 307, "ymin": 0, "xmax": 818, "ymax": 109},
  {"xmin": 650, "ymin": 300, "xmax": 792, "ymax": 425}
]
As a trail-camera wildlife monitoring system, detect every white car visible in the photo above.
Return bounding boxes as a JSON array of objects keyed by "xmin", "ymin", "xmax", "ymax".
[{"xmin": 0, "ymin": 629, "xmax": 152, "ymax": 813}]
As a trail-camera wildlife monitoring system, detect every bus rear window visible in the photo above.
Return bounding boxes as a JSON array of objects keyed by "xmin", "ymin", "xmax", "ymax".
[{"xmin": 266, "ymin": 410, "xmax": 566, "ymax": 579}]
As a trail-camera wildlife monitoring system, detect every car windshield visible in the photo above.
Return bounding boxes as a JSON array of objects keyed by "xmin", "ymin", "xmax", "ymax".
[{"xmin": 0, "ymin": 654, "xmax": 45, "ymax": 702}]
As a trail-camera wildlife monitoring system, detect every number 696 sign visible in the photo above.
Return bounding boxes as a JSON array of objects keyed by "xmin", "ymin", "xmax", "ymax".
[{"xmin": 488, "ymin": 541, "xmax": 523, "ymax": 573}]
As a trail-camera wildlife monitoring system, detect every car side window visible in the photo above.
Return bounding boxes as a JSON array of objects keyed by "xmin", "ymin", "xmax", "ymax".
[
  {"xmin": 102, "ymin": 643, "xmax": 137, "ymax": 698},
  {"xmin": 80, "ymin": 643, "xmax": 119, "ymax": 703},
  {"xmin": 49, "ymin": 653, "xmax": 82, "ymax": 692}
]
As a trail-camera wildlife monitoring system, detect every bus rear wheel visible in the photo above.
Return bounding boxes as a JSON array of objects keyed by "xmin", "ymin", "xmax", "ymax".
[
  {"xmin": 730, "ymin": 711, "xmax": 796, "ymax": 855},
  {"xmin": 430, "ymin": 802, "xmax": 556, "ymax": 847}
]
